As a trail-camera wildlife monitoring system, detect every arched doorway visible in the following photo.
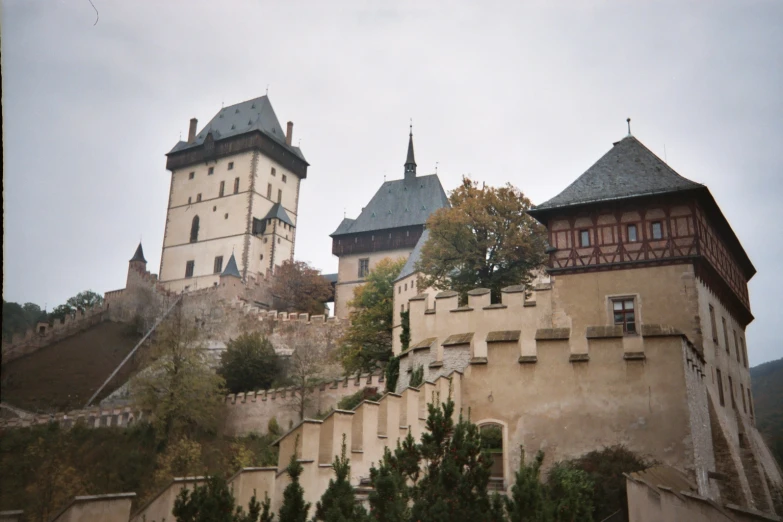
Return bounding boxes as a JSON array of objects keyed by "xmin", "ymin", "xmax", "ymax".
[{"xmin": 480, "ymin": 422, "xmax": 505, "ymax": 490}]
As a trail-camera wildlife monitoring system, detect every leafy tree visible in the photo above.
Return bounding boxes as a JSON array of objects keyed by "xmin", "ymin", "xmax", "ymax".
[
  {"xmin": 283, "ymin": 322, "xmax": 335, "ymax": 420},
  {"xmin": 278, "ymin": 441, "xmax": 311, "ymax": 522},
  {"xmin": 271, "ymin": 260, "xmax": 334, "ymax": 316},
  {"xmin": 314, "ymin": 435, "xmax": 368, "ymax": 521},
  {"xmin": 172, "ymin": 474, "xmax": 263, "ymax": 522},
  {"xmin": 152, "ymin": 436, "xmax": 205, "ymax": 491},
  {"xmin": 340, "ymin": 258, "xmax": 406, "ymax": 373},
  {"xmin": 546, "ymin": 464, "xmax": 594, "ymax": 522},
  {"xmin": 385, "ymin": 356, "xmax": 400, "ymax": 393},
  {"xmin": 66, "ymin": 290, "xmax": 104, "ymax": 311},
  {"xmin": 399, "ymin": 310, "xmax": 410, "ymax": 352},
  {"xmin": 337, "ymin": 389, "xmax": 382, "ymax": 412},
  {"xmin": 219, "ymin": 332, "xmax": 283, "ymax": 394},
  {"xmin": 2, "ymin": 300, "xmax": 46, "ymax": 341},
  {"xmin": 130, "ymin": 305, "xmax": 226, "ymax": 440},
  {"xmin": 417, "ymin": 177, "xmax": 547, "ymax": 302}
]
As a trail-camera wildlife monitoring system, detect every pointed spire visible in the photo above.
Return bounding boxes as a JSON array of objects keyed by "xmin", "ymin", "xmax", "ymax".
[
  {"xmin": 220, "ymin": 253, "xmax": 242, "ymax": 279},
  {"xmin": 130, "ymin": 242, "xmax": 147, "ymax": 263},
  {"xmin": 404, "ymin": 121, "xmax": 417, "ymax": 180}
]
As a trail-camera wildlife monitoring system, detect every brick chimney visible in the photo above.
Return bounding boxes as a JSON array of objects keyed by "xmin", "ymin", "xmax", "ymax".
[
  {"xmin": 188, "ymin": 118, "xmax": 198, "ymax": 143},
  {"xmin": 286, "ymin": 121, "xmax": 294, "ymax": 146}
]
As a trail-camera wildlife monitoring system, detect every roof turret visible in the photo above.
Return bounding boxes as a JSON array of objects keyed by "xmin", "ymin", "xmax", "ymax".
[
  {"xmin": 130, "ymin": 243, "xmax": 147, "ymax": 263},
  {"xmin": 220, "ymin": 253, "xmax": 242, "ymax": 279}
]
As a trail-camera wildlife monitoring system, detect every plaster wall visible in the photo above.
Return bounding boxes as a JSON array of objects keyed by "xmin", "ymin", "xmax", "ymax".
[
  {"xmin": 130, "ymin": 479, "xmax": 205, "ymax": 522},
  {"xmin": 52, "ymin": 495, "xmax": 134, "ymax": 522},
  {"xmin": 334, "ymin": 248, "xmax": 411, "ymax": 318}
]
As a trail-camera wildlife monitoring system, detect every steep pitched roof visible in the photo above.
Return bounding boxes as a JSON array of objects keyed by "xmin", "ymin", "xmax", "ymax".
[
  {"xmin": 330, "ymin": 174, "xmax": 449, "ymax": 237},
  {"xmin": 263, "ymin": 203, "xmax": 295, "ymax": 227},
  {"xmin": 129, "ymin": 243, "xmax": 147, "ymax": 263},
  {"xmin": 531, "ymin": 135, "xmax": 703, "ymax": 213},
  {"xmin": 396, "ymin": 229, "xmax": 429, "ymax": 282},
  {"xmin": 168, "ymin": 95, "xmax": 306, "ymax": 162},
  {"xmin": 220, "ymin": 253, "xmax": 241, "ymax": 279}
]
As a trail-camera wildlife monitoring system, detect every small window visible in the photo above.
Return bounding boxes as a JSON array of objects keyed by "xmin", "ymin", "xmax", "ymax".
[
  {"xmin": 219, "ymin": 181, "xmax": 225, "ymax": 197},
  {"xmin": 404, "ymin": 283, "xmax": 408, "ymax": 291},
  {"xmin": 185, "ymin": 260, "xmax": 195, "ymax": 278},
  {"xmin": 716, "ymin": 369, "xmax": 725, "ymax": 407},
  {"xmin": 282, "ymin": 174, "xmax": 287, "ymax": 183},
  {"xmin": 741, "ymin": 384, "xmax": 747, "ymax": 413},
  {"xmin": 748, "ymin": 388, "xmax": 754, "ymax": 418},
  {"xmin": 196, "ymin": 193, "xmax": 202, "ymax": 202},
  {"xmin": 627, "ymin": 224, "xmax": 638, "ymax": 242},
  {"xmin": 234, "ymin": 178, "xmax": 240, "ymax": 194},
  {"xmin": 278, "ymin": 189, "xmax": 282, "ymax": 203},
  {"xmin": 228, "ymin": 162, "xmax": 234, "ymax": 170},
  {"xmin": 709, "ymin": 305, "xmax": 718, "ymax": 342},
  {"xmin": 401, "ymin": 304, "xmax": 404, "ymax": 314},
  {"xmin": 214, "ymin": 256, "xmax": 224, "ymax": 274},
  {"xmin": 580, "ymin": 230, "xmax": 591, "ymax": 247},
  {"xmin": 188, "ymin": 171, "xmax": 195, "ymax": 180},
  {"xmin": 733, "ymin": 330, "xmax": 739, "ymax": 362},
  {"xmin": 398, "ymin": 286, "xmax": 401, "ymax": 294},
  {"xmin": 359, "ymin": 258, "xmax": 370, "ymax": 278},
  {"xmin": 612, "ymin": 298, "xmax": 636, "ymax": 334},
  {"xmin": 188, "ymin": 196, "xmax": 192, "ymax": 204},
  {"xmin": 740, "ymin": 337, "xmax": 748, "ymax": 368},
  {"xmin": 277, "ymin": 238, "xmax": 281, "ymax": 244},
  {"xmin": 260, "ymin": 254, "xmax": 264, "ymax": 260},
  {"xmin": 728, "ymin": 376, "xmax": 736, "ymax": 409},
  {"xmin": 208, "ymin": 167, "xmax": 214, "ymax": 175},
  {"xmin": 267, "ymin": 183, "xmax": 272, "ymax": 199},
  {"xmin": 271, "ymin": 167, "xmax": 276, "ymax": 177},
  {"xmin": 190, "ymin": 215, "xmax": 200, "ymax": 243},
  {"xmin": 651, "ymin": 221, "xmax": 663, "ymax": 240},
  {"xmin": 722, "ymin": 317, "xmax": 730, "ymax": 354}
]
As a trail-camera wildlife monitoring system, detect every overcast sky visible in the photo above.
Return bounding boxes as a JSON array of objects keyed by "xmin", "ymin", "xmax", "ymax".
[{"xmin": 2, "ymin": 1, "xmax": 782, "ymax": 365}]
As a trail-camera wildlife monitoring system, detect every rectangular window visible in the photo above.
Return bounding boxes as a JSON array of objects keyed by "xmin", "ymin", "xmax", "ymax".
[
  {"xmin": 741, "ymin": 384, "xmax": 747, "ymax": 413},
  {"xmin": 398, "ymin": 286, "xmax": 401, "ymax": 294},
  {"xmin": 188, "ymin": 196, "xmax": 192, "ymax": 204},
  {"xmin": 282, "ymin": 174, "xmax": 287, "ymax": 183},
  {"xmin": 188, "ymin": 171, "xmax": 195, "ymax": 180},
  {"xmin": 748, "ymin": 389, "xmax": 754, "ymax": 418},
  {"xmin": 579, "ymin": 230, "xmax": 591, "ymax": 247},
  {"xmin": 741, "ymin": 337, "xmax": 748, "ymax": 368},
  {"xmin": 716, "ymin": 369, "xmax": 725, "ymax": 407},
  {"xmin": 267, "ymin": 183, "xmax": 272, "ymax": 199},
  {"xmin": 208, "ymin": 167, "xmax": 214, "ymax": 175},
  {"xmin": 612, "ymin": 298, "xmax": 636, "ymax": 334},
  {"xmin": 278, "ymin": 189, "xmax": 282, "ymax": 203},
  {"xmin": 196, "ymin": 193, "xmax": 202, "ymax": 202},
  {"xmin": 228, "ymin": 162, "xmax": 234, "ymax": 170},
  {"xmin": 233, "ymin": 178, "xmax": 240, "ymax": 194},
  {"xmin": 213, "ymin": 256, "xmax": 223, "ymax": 274},
  {"xmin": 185, "ymin": 260, "xmax": 195, "ymax": 278},
  {"xmin": 651, "ymin": 221, "xmax": 663, "ymax": 240},
  {"xmin": 252, "ymin": 217, "xmax": 266, "ymax": 235},
  {"xmin": 271, "ymin": 167, "xmax": 276, "ymax": 176},
  {"xmin": 219, "ymin": 181, "xmax": 225, "ymax": 197},
  {"xmin": 401, "ymin": 304, "xmax": 404, "ymax": 314},
  {"xmin": 733, "ymin": 330, "xmax": 739, "ymax": 362},
  {"xmin": 358, "ymin": 258, "xmax": 370, "ymax": 278},
  {"xmin": 728, "ymin": 375, "xmax": 736, "ymax": 409},
  {"xmin": 722, "ymin": 317, "xmax": 730, "ymax": 354},
  {"xmin": 709, "ymin": 305, "xmax": 718, "ymax": 342},
  {"xmin": 627, "ymin": 224, "xmax": 638, "ymax": 242}
]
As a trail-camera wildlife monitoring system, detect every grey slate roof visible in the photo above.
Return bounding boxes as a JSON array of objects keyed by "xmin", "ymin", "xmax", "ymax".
[
  {"xmin": 168, "ymin": 95, "xmax": 306, "ymax": 162},
  {"xmin": 130, "ymin": 242, "xmax": 147, "ymax": 263},
  {"xmin": 395, "ymin": 229, "xmax": 429, "ymax": 282},
  {"xmin": 532, "ymin": 135, "xmax": 703, "ymax": 212},
  {"xmin": 322, "ymin": 273, "xmax": 338, "ymax": 284},
  {"xmin": 330, "ymin": 174, "xmax": 449, "ymax": 237},
  {"xmin": 263, "ymin": 203, "xmax": 295, "ymax": 227},
  {"xmin": 220, "ymin": 253, "xmax": 241, "ymax": 278}
]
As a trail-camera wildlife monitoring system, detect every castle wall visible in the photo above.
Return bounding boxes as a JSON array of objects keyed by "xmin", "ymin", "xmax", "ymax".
[{"xmin": 334, "ymin": 249, "xmax": 411, "ymax": 318}]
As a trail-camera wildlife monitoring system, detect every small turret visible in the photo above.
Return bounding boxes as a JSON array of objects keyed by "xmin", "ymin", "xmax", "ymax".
[
  {"xmin": 219, "ymin": 253, "xmax": 243, "ymax": 300},
  {"xmin": 127, "ymin": 242, "xmax": 148, "ymax": 288},
  {"xmin": 404, "ymin": 125, "xmax": 416, "ymax": 181}
]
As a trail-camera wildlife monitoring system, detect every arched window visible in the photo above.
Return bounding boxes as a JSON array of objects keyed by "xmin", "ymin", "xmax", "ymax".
[{"xmin": 190, "ymin": 215, "xmax": 200, "ymax": 243}]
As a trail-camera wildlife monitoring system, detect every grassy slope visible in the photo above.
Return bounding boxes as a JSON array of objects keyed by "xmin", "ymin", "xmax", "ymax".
[
  {"xmin": 750, "ymin": 358, "xmax": 783, "ymax": 466},
  {"xmin": 0, "ymin": 321, "xmax": 144, "ymax": 412}
]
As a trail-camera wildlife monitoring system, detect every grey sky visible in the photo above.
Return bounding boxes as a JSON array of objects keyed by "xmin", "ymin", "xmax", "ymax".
[{"xmin": 2, "ymin": 1, "xmax": 782, "ymax": 365}]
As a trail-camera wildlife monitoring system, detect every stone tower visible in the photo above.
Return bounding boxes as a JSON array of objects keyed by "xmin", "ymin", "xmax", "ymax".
[{"xmin": 160, "ymin": 96, "xmax": 309, "ymax": 293}]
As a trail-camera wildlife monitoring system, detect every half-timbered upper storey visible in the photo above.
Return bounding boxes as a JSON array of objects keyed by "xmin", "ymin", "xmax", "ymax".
[{"xmin": 529, "ymin": 134, "xmax": 756, "ymax": 325}]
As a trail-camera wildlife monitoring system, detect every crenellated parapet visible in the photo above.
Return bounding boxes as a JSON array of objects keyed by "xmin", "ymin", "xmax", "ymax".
[
  {"xmin": 0, "ymin": 403, "xmax": 140, "ymax": 430},
  {"xmin": 1, "ymin": 304, "xmax": 110, "ymax": 364}
]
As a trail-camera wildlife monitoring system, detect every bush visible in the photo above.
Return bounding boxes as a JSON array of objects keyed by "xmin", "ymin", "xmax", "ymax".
[
  {"xmin": 337, "ymin": 388, "xmax": 382, "ymax": 411},
  {"xmin": 385, "ymin": 356, "xmax": 400, "ymax": 393},
  {"xmin": 218, "ymin": 332, "xmax": 283, "ymax": 394},
  {"xmin": 409, "ymin": 365, "xmax": 424, "ymax": 388}
]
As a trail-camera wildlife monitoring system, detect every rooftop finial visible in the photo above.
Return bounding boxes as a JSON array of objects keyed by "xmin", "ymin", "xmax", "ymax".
[
  {"xmin": 627, "ymin": 117, "xmax": 632, "ymax": 136},
  {"xmin": 409, "ymin": 118, "xmax": 413, "ymax": 137},
  {"xmin": 435, "ymin": 161, "xmax": 439, "ymax": 174},
  {"xmin": 266, "ymin": 84, "xmax": 269, "ymax": 96}
]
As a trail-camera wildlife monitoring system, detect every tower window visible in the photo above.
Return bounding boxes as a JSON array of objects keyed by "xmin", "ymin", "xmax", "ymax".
[
  {"xmin": 733, "ymin": 330, "xmax": 739, "ymax": 362},
  {"xmin": 612, "ymin": 298, "xmax": 636, "ymax": 334},
  {"xmin": 722, "ymin": 317, "xmax": 730, "ymax": 354},
  {"xmin": 234, "ymin": 178, "xmax": 240, "ymax": 194},
  {"xmin": 208, "ymin": 167, "xmax": 214, "ymax": 175},
  {"xmin": 716, "ymin": 369, "xmax": 725, "ymax": 407},
  {"xmin": 278, "ymin": 189, "xmax": 282, "ymax": 203},
  {"xmin": 359, "ymin": 258, "xmax": 370, "ymax": 278},
  {"xmin": 709, "ymin": 305, "xmax": 718, "ymax": 342},
  {"xmin": 214, "ymin": 256, "xmax": 224, "ymax": 274},
  {"xmin": 741, "ymin": 384, "xmax": 747, "ymax": 413},
  {"xmin": 651, "ymin": 221, "xmax": 663, "ymax": 240},
  {"xmin": 196, "ymin": 193, "xmax": 202, "ymax": 202},
  {"xmin": 189, "ymin": 171, "xmax": 195, "ymax": 180},
  {"xmin": 190, "ymin": 215, "xmax": 200, "ymax": 243},
  {"xmin": 185, "ymin": 260, "xmax": 195, "ymax": 278},
  {"xmin": 579, "ymin": 230, "xmax": 591, "ymax": 247},
  {"xmin": 219, "ymin": 181, "xmax": 225, "ymax": 197},
  {"xmin": 282, "ymin": 174, "xmax": 287, "ymax": 183},
  {"xmin": 267, "ymin": 183, "xmax": 272, "ymax": 199},
  {"xmin": 627, "ymin": 224, "xmax": 638, "ymax": 242},
  {"xmin": 271, "ymin": 167, "xmax": 276, "ymax": 177},
  {"xmin": 228, "ymin": 162, "xmax": 234, "ymax": 170},
  {"xmin": 741, "ymin": 337, "xmax": 748, "ymax": 368},
  {"xmin": 188, "ymin": 197, "xmax": 192, "ymax": 204}
]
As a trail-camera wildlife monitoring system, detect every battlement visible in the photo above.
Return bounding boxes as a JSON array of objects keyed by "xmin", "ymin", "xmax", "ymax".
[
  {"xmin": 0, "ymin": 403, "xmax": 140, "ymax": 430},
  {"xmin": 1, "ymin": 304, "xmax": 110, "ymax": 363}
]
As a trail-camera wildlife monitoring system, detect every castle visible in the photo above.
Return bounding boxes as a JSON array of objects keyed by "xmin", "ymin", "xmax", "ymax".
[{"xmin": 1, "ymin": 97, "xmax": 781, "ymax": 522}]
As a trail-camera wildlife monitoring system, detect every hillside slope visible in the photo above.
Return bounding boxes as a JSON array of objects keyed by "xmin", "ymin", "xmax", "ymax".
[
  {"xmin": 0, "ymin": 321, "xmax": 144, "ymax": 412},
  {"xmin": 751, "ymin": 357, "xmax": 783, "ymax": 466}
]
